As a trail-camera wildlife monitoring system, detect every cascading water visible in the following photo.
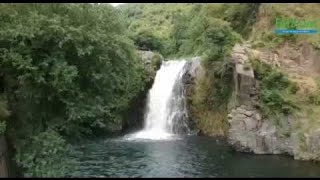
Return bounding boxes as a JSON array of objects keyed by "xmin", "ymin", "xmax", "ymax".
[
  {"xmin": 70, "ymin": 57, "xmax": 320, "ymax": 178},
  {"xmin": 126, "ymin": 60, "xmax": 190, "ymax": 140}
]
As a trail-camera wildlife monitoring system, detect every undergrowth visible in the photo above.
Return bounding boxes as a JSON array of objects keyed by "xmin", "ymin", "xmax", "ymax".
[{"xmin": 251, "ymin": 58, "xmax": 299, "ymax": 125}]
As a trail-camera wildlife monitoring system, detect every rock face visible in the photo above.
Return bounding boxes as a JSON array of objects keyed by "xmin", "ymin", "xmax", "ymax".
[
  {"xmin": 227, "ymin": 43, "xmax": 320, "ymax": 161},
  {"xmin": 228, "ymin": 44, "xmax": 293, "ymax": 155},
  {"xmin": 259, "ymin": 42, "xmax": 320, "ymax": 77},
  {"xmin": 138, "ymin": 50, "xmax": 163, "ymax": 80},
  {"xmin": 182, "ymin": 57, "xmax": 202, "ymax": 133},
  {"xmin": 228, "ymin": 105, "xmax": 293, "ymax": 155}
]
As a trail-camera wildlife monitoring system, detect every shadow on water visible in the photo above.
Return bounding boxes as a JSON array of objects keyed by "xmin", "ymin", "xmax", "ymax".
[{"xmin": 69, "ymin": 135, "xmax": 320, "ymax": 178}]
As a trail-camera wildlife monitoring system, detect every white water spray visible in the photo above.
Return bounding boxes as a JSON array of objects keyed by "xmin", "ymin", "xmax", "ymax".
[{"xmin": 126, "ymin": 60, "xmax": 190, "ymax": 140}]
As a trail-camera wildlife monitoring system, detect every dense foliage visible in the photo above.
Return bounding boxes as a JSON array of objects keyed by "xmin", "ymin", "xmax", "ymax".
[
  {"xmin": 177, "ymin": 4, "xmax": 239, "ymax": 109},
  {"xmin": 3, "ymin": 2, "xmax": 312, "ymax": 177},
  {"xmin": 1, "ymin": 3, "xmax": 250, "ymax": 176},
  {"xmin": 120, "ymin": 3, "xmax": 194, "ymax": 56},
  {"xmin": 120, "ymin": 3, "xmax": 259, "ymax": 57},
  {"xmin": 223, "ymin": 3, "xmax": 260, "ymax": 38},
  {"xmin": 0, "ymin": 3, "xmax": 148, "ymax": 177},
  {"xmin": 120, "ymin": 3, "xmax": 256, "ymax": 136},
  {"xmin": 15, "ymin": 130, "xmax": 77, "ymax": 177}
]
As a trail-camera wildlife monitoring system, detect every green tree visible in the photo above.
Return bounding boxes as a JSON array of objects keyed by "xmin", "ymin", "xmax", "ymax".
[{"xmin": 0, "ymin": 3, "xmax": 148, "ymax": 176}]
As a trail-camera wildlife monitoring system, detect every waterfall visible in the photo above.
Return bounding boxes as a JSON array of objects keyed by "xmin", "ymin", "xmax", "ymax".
[{"xmin": 126, "ymin": 60, "xmax": 190, "ymax": 140}]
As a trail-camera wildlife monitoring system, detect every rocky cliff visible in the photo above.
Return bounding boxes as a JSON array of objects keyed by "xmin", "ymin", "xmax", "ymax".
[{"xmin": 227, "ymin": 43, "xmax": 320, "ymax": 161}]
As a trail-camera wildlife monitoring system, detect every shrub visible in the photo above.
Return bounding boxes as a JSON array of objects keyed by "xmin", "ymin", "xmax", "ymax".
[
  {"xmin": 133, "ymin": 29, "xmax": 164, "ymax": 52},
  {"xmin": 308, "ymin": 89, "xmax": 320, "ymax": 105},
  {"xmin": 223, "ymin": 3, "xmax": 261, "ymax": 38},
  {"xmin": 251, "ymin": 59, "xmax": 298, "ymax": 119},
  {"xmin": 0, "ymin": 4, "xmax": 147, "ymax": 176},
  {"xmin": 15, "ymin": 130, "xmax": 77, "ymax": 177}
]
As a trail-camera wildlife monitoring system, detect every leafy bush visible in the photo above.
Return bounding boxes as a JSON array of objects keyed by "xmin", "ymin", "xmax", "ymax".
[
  {"xmin": 0, "ymin": 3, "xmax": 147, "ymax": 135},
  {"xmin": 308, "ymin": 93, "xmax": 320, "ymax": 105},
  {"xmin": 223, "ymin": 3, "xmax": 261, "ymax": 38},
  {"xmin": 15, "ymin": 130, "xmax": 77, "ymax": 177},
  {"xmin": 133, "ymin": 29, "xmax": 164, "ymax": 52},
  {"xmin": 261, "ymin": 89, "xmax": 296, "ymax": 115},
  {"xmin": 0, "ymin": 4, "xmax": 148, "ymax": 176},
  {"xmin": 151, "ymin": 53, "xmax": 163, "ymax": 68},
  {"xmin": 174, "ymin": 5, "xmax": 240, "ymax": 60},
  {"xmin": 251, "ymin": 59, "xmax": 298, "ymax": 119}
]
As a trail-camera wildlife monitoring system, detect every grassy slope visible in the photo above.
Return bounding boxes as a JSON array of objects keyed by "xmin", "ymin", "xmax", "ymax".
[{"xmin": 250, "ymin": 3, "xmax": 320, "ymax": 49}]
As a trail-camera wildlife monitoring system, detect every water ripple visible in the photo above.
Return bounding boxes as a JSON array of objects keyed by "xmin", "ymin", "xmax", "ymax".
[{"xmin": 69, "ymin": 136, "xmax": 320, "ymax": 177}]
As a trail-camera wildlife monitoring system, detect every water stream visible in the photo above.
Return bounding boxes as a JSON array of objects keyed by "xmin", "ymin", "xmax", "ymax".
[{"xmin": 125, "ymin": 60, "xmax": 190, "ymax": 140}]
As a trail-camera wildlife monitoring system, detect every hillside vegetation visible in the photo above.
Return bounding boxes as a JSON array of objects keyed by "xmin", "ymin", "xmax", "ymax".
[
  {"xmin": 250, "ymin": 3, "xmax": 320, "ymax": 50},
  {"xmin": 120, "ymin": 3, "xmax": 320, "ymax": 139},
  {"xmin": 120, "ymin": 3, "xmax": 259, "ymax": 135},
  {"xmin": 120, "ymin": 3, "xmax": 259, "ymax": 57},
  {"xmin": 247, "ymin": 4, "xmax": 320, "ymax": 137},
  {"xmin": 1, "ymin": 3, "xmax": 320, "ymax": 177},
  {"xmin": 0, "ymin": 3, "xmax": 151, "ymax": 177}
]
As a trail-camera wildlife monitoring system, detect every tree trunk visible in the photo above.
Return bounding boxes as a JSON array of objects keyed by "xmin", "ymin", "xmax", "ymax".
[{"xmin": 0, "ymin": 136, "xmax": 9, "ymax": 177}]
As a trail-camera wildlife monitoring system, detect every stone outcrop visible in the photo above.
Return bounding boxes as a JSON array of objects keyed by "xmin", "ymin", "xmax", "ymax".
[
  {"xmin": 228, "ymin": 44, "xmax": 293, "ymax": 155},
  {"xmin": 227, "ymin": 43, "xmax": 320, "ymax": 161},
  {"xmin": 228, "ymin": 105, "xmax": 293, "ymax": 155},
  {"xmin": 137, "ymin": 50, "xmax": 163, "ymax": 82},
  {"xmin": 182, "ymin": 57, "xmax": 202, "ymax": 134}
]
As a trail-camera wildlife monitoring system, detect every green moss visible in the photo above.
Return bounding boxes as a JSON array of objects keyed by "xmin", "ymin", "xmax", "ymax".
[
  {"xmin": 151, "ymin": 53, "xmax": 163, "ymax": 69},
  {"xmin": 187, "ymin": 67, "xmax": 230, "ymax": 136}
]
